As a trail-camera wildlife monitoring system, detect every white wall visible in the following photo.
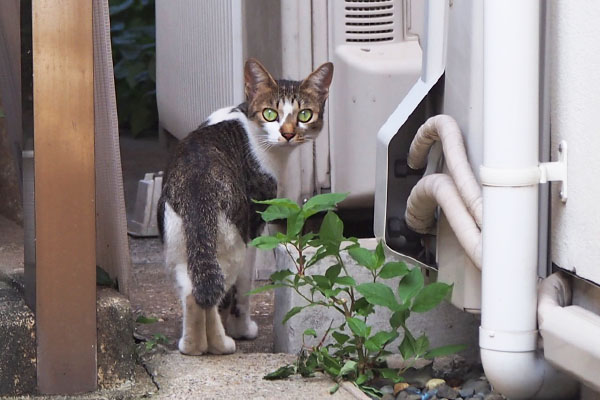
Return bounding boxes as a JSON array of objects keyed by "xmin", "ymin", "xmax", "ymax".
[{"xmin": 549, "ymin": 1, "xmax": 600, "ymax": 285}]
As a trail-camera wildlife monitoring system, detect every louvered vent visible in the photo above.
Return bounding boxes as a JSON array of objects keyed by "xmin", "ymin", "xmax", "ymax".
[{"xmin": 345, "ymin": 0, "xmax": 396, "ymax": 43}]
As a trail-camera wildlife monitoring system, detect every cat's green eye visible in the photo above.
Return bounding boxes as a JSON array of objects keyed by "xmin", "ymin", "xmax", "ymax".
[
  {"xmin": 262, "ymin": 108, "xmax": 278, "ymax": 122},
  {"xmin": 298, "ymin": 109, "xmax": 313, "ymax": 123}
]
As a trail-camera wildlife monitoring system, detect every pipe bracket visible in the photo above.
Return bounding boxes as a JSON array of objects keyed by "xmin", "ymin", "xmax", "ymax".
[{"xmin": 479, "ymin": 140, "xmax": 568, "ymax": 202}]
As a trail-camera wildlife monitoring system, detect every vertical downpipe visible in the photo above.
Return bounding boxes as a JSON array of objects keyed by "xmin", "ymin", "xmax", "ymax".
[{"xmin": 480, "ymin": 1, "xmax": 577, "ymax": 398}]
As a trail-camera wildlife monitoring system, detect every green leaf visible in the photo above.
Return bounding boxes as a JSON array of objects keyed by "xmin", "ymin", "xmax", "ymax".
[
  {"xmin": 303, "ymin": 328, "xmax": 317, "ymax": 338},
  {"xmin": 252, "ymin": 197, "xmax": 301, "ymax": 208},
  {"xmin": 356, "ymin": 282, "xmax": 401, "ymax": 311},
  {"xmin": 323, "ymin": 288, "xmax": 342, "ymax": 298},
  {"xmin": 250, "ymin": 235, "xmax": 282, "ymax": 250},
  {"xmin": 379, "ymin": 262, "xmax": 409, "ymax": 279},
  {"xmin": 375, "ymin": 241, "xmax": 386, "ymax": 269},
  {"xmin": 339, "ymin": 360, "xmax": 357, "ymax": 377},
  {"xmin": 424, "ymin": 344, "xmax": 467, "ymax": 359},
  {"xmin": 329, "ymin": 383, "xmax": 340, "ymax": 394},
  {"xmin": 270, "ymin": 269, "xmax": 294, "ymax": 282},
  {"xmin": 319, "ymin": 211, "xmax": 344, "ymax": 252},
  {"xmin": 359, "ymin": 385, "xmax": 383, "ymax": 398},
  {"xmin": 348, "ymin": 247, "xmax": 377, "ymax": 270},
  {"xmin": 347, "ymin": 317, "xmax": 370, "ymax": 338},
  {"xmin": 325, "ymin": 264, "xmax": 342, "ymax": 283},
  {"xmin": 312, "ymin": 275, "xmax": 331, "ymax": 290},
  {"xmin": 259, "ymin": 205, "xmax": 298, "ymax": 222},
  {"xmin": 286, "ymin": 211, "xmax": 305, "ymax": 237},
  {"xmin": 399, "ymin": 329, "xmax": 417, "ymax": 360},
  {"xmin": 135, "ymin": 315, "xmax": 158, "ymax": 324},
  {"xmin": 246, "ymin": 283, "xmax": 286, "ymax": 295},
  {"xmin": 370, "ymin": 331, "xmax": 398, "ymax": 347},
  {"xmin": 263, "ymin": 364, "xmax": 296, "ymax": 380},
  {"xmin": 414, "ymin": 334, "xmax": 430, "ymax": 356},
  {"xmin": 378, "ymin": 368, "xmax": 404, "ymax": 383},
  {"xmin": 0, "ymin": 107, "xmax": 5, "ymax": 118},
  {"xmin": 302, "ymin": 192, "xmax": 348, "ymax": 217},
  {"xmin": 397, "ymin": 267, "xmax": 424, "ymax": 304},
  {"xmin": 353, "ymin": 297, "xmax": 375, "ymax": 317},
  {"xmin": 332, "ymin": 331, "xmax": 350, "ymax": 345},
  {"xmin": 306, "ymin": 246, "xmax": 329, "ymax": 268},
  {"xmin": 335, "ymin": 276, "xmax": 357, "ymax": 287},
  {"xmin": 411, "ymin": 282, "xmax": 453, "ymax": 313},
  {"xmin": 355, "ymin": 374, "xmax": 368, "ymax": 385},
  {"xmin": 390, "ymin": 308, "xmax": 410, "ymax": 329},
  {"xmin": 282, "ymin": 306, "xmax": 303, "ymax": 324}
]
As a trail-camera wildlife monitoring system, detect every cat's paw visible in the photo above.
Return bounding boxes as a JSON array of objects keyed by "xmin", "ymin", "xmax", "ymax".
[
  {"xmin": 207, "ymin": 335, "xmax": 236, "ymax": 355},
  {"xmin": 226, "ymin": 317, "xmax": 259, "ymax": 340},
  {"xmin": 178, "ymin": 336, "xmax": 207, "ymax": 356}
]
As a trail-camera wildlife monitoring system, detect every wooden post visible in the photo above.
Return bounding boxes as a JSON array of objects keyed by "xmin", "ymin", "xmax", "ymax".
[{"xmin": 32, "ymin": 0, "xmax": 97, "ymax": 393}]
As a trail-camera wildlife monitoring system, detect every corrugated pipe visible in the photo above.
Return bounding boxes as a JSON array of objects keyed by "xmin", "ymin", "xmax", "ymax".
[
  {"xmin": 405, "ymin": 173, "xmax": 481, "ymax": 269},
  {"xmin": 408, "ymin": 114, "xmax": 483, "ymax": 227}
]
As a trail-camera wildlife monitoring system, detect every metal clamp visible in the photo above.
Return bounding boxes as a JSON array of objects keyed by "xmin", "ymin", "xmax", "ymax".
[{"xmin": 479, "ymin": 140, "xmax": 568, "ymax": 202}]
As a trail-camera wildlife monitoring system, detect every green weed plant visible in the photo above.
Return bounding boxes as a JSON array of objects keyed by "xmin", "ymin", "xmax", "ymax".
[{"xmin": 249, "ymin": 193, "xmax": 465, "ymax": 397}]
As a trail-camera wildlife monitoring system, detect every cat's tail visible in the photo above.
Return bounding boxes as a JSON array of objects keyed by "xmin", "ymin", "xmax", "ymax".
[{"xmin": 181, "ymin": 204, "xmax": 225, "ymax": 308}]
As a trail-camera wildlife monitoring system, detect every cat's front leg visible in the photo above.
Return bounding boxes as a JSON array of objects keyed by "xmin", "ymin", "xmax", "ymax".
[{"xmin": 224, "ymin": 245, "xmax": 259, "ymax": 340}]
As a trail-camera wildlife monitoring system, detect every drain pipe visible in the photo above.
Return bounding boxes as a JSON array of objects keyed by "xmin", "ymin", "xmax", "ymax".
[
  {"xmin": 405, "ymin": 173, "xmax": 481, "ymax": 269},
  {"xmin": 408, "ymin": 115, "xmax": 483, "ymax": 227},
  {"xmin": 479, "ymin": 1, "xmax": 577, "ymax": 398}
]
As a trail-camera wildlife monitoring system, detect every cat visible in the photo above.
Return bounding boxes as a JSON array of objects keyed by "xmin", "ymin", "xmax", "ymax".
[{"xmin": 157, "ymin": 58, "xmax": 334, "ymax": 355}]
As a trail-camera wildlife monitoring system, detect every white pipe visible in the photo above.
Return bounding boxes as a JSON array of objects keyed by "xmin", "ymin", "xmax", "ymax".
[
  {"xmin": 480, "ymin": 1, "xmax": 576, "ymax": 398},
  {"xmin": 538, "ymin": 273, "xmax": 600, "ymax": 393},
  {"xmin": 408, "ymin": 115, "xmax": 483, "ymax": 227},
  {"xmin": 405, "ymin": 174, "xmax": 481, "ymax": 269}
]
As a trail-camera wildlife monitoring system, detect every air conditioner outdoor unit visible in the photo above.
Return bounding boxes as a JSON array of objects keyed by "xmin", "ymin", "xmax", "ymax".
[{"xmin": 156, "ymin": 0, "xmax": 423, "ymax": 208}]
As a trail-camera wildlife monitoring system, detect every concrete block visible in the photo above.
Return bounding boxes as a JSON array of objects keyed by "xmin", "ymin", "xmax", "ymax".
[
  {"xmin": 0, "ymin": 279, "xmax": 36, "ymax": 395},
  {"xmin": 272, "ymin": 239, "xmax": 480, "ymax": 361},
  {"xmin": 97, "ymin": 287, "xmax": 136, "ymax": 389}
]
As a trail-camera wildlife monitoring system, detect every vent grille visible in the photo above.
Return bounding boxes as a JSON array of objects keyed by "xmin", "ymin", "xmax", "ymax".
[{"xmin": 345, "ymin": 0, "xmax": 395, "ymax": 43}]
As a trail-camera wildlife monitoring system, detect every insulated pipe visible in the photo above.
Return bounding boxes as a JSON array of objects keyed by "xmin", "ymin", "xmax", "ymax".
[
  {"xmin": 408, "ymin": 115, "xmax": 483, "ymax": 227},
  {"xmin": 480, "ymin": 1, "xmax": 576, "ymax": 398},
  {"xmin": 405, "ymin": 174, "xmax": 481, "ymax": 269}
]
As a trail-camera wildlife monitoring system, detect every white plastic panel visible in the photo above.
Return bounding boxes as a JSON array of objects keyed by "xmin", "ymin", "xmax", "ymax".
[
  {"xmin": 328, "ymin": 0, "xmax": 422, "ymax": 207},
  {"xmin": 156, "ymin": 0, "xmax": 243, "ymax": 140},
  {"xmin": 549, "ymin": 1, "xmax": 600, "ymax": 285}
]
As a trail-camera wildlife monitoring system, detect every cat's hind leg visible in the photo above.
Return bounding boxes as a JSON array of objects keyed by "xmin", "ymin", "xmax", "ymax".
[{"xmin": 224, "ymin": 245, "xmax": 259, "ymax": 340}]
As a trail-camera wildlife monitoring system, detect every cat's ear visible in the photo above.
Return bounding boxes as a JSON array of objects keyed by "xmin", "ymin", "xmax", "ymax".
[
  {"xmin": 300, "ymin": 62, "xmax": 334, "ymax": 101},
  {"xmin": 244, "ymin": 58, "xmax": 277, "ymax": 100}
]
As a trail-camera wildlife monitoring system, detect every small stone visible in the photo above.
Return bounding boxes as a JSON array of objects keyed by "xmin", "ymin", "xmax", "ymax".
[
  {"xmin": 459, "ymin": 387, "xmax": 475, "ymax": 398},
  {"xmin": 380, "ymin": 385, "xmax": 395, "ymax": 395},
  {"xmin": 461, "ymin": 379, "xmax": 491, "ymax": 396},
  {"xmin": 426, "ymin": 378, "xmax": 446, "ymax": 391},
  {"xmin": 432, "ymin": 355, "xmax": 470, "ymax": 380},
  {"xmin": 436, "ymin": 383, "xmax": 459, "ymax": 399},
  {"xmin": 422, "ymin": 390, "xmax": 438, "ymax": 400},
  {"xmin": 394, "ymin": 382, "xmax": 410, "ymax": 394},
  {"xmin": 405, "ymin": 385, "xmax": 421, "ymax": 394},
  {"xmin": 396, "ymin": 392, "xmax": 422, "ymax": 400},
  {"xmin": 382, "ymin": 394, "xmax": 395, "ymax": 400}
]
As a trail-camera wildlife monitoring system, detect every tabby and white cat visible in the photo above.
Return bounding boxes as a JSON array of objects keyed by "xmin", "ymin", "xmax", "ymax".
[{"xmin": 158, "ymin": 59, "xmax": 334, "ymax": 355}]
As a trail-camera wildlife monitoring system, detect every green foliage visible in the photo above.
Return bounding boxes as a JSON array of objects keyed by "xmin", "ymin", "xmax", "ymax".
[
  {"xmin": 109, "ymin": 0, "xmax": 157, "ymax": 137},
  {"xmin": 0, "ymin": 106, "xmax": 5, "ymax": 118},
  {"xmin": 249, "ymin": 193, "xmax": 465, "ymax": 397}
]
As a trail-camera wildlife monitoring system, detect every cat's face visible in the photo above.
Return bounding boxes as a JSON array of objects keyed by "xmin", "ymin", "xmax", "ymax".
[{"xmin": 244, "ymin": 59, "xmax": 334, "ymax": 146}]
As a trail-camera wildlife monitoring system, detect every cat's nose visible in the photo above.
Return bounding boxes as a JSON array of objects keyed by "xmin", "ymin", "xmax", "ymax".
[
  {"xmin": 280, "ymin": 124, "xmax": 296, "ymax": 141},
  {"xmin": 281, "ymin": 132, "xmax": 296, "ymax": 141}
]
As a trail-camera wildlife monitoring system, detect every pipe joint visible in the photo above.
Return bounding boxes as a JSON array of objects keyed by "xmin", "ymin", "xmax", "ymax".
[{"xmin": 479, "ymin": 327, "xmax": 539, "ymax": 352}]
